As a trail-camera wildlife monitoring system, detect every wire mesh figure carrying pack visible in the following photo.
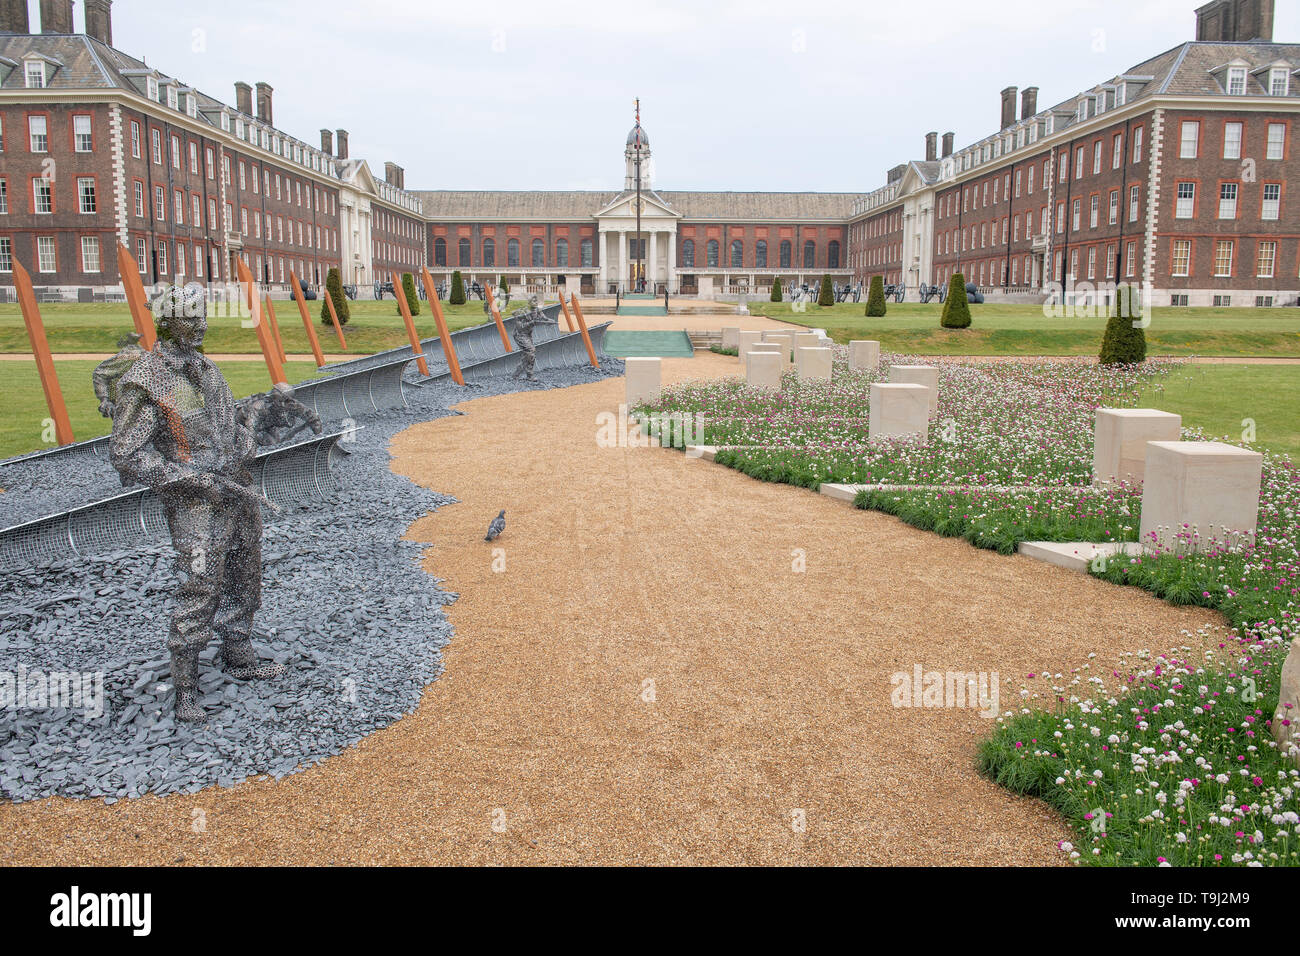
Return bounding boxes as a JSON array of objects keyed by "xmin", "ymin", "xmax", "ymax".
[{"xmin": 109, "ymin": 282, "xmax": 285, "ymax": 723}]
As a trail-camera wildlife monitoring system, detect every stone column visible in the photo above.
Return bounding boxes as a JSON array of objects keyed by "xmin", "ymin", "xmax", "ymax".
[
  {"xmin": 648, "ymin": 230, "xmax": 658, "ymax": 292},
  {"xmin": 618, "ymin": 231, "xmax": 628, "ymax": 293},
  {"xmin": 597, "ymin": 231, "xmax": 608, "ymax": 289}
]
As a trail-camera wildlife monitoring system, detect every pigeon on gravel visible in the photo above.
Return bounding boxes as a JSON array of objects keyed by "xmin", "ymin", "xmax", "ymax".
[{"xmin": 485, "ymin": 510, "xmax": 506, "ymax": 541}]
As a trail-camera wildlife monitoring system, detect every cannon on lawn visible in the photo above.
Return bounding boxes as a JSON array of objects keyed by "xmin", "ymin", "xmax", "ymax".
[
  {"xmin": 883, "ymin": 282, "xmax": 906, "ymax": 303},
  {"xmin": 918, "ymin": 282, "xmax": 945, "ymax": 304},
  {"xmin": 342, "ymin": 284, "xmax": 358, "ymax": 301},
  {"xmin": 373, "ymin": 280, "xmax": 395, "ymax": 300}
]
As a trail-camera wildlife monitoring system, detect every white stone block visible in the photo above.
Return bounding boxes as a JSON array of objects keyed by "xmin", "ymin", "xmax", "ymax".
[
  {"xmin": 888, "ymin": 365, "xmax": 939, "ymax": 415},
  {"xmin": 796, "ymin": 347, "xmax": 833, "ymax": 381},
  {"xmin": 746, "ymin": 351, "xmax": 783, "ymax": 390},
  {"xmin": 721, "ymin": 327, "xmax": 740, "ymax": 349},
  {"xmin": 869, "ymin": 383, "xmax": 930, "ymax": 440},
  {"xmin": 1093, "ymin": 408, "xmax": 1182, "ymax": 484},
  {"xmin": 763, "ymin": 333, "xmax": 795, "ymax": 364},
  {"xmin": 736, "ymin": 330, "xmax": 764, "ymax": 360},
  {"xmin": 624, "ymin": 357, "xmax": 661, "ymax": 408},
  {"xmin": 1138, "ymin": 441, "xmax": 1263, "ymax": 551},
  {"xmin": 849, "ymin": 340, "xmax": 880, "ymax": 371},
  {"xmin": 794, "ymin": 332, "xmax": 823, "ymax": 351}
]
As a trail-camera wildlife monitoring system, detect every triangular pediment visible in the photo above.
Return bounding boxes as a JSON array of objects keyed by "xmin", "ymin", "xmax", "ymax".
[{"xmin": 594, "ymin": 190, "xmax": 679, "ymax": 220}]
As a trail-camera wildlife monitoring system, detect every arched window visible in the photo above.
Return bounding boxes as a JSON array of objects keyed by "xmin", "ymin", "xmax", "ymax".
[
  {"xmin": 827, "ymin": 240, "xmax": 840, "ymax": 269},
  {"xmin": 434, "ymin": 237, "xmax": 446, "ymax": 267},
  {"xmin": 556, "ymin": 238, "xmax": 568, "ymax": 267},
  {"xmin": 780, "ymin": 240, "xmax": 792, "ymax": 268},
  {"xmin": 507, "ymin": 238, "xmax": 520, "ymax": 267},
  {"xmin": 682, "ymin": 238, "xmax": 695, "ymax": 267},
  {"xmin": 730, "ymin": 240, "xmax": 743, "ymax": 268},
  {"xmin": 458, "ymin": 237, "xmax": 470, "ymax": 266},
  {"xmin": 706, "ymin": 239, "xmax": 719, "ymax": 267},
  {"xmin": 755, "ymin": 240, "xmax": 767, "ymax": 268},
  {"xmin": 531, "ymin": 238, "xmax": 544, "ymax": 266},
  {"xmin": 580, "ymin": 238, "xmax": 593, "ymax": 267},
  {"xmin": 803, "ymin": 240, "xmax": 816, "ymax": 269},
  {"xmin": 482, "ymin": 238, "xmax": 495, "ymax": 267}
]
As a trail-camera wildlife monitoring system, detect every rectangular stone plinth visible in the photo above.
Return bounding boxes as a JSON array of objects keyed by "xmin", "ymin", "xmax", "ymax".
[
  {"xmin": 794, "ymin": 332, "xmax": 823, "ymax": 352},
  {"xmin": 746, "ymin": 351, "xmax": 784, "ymax": 389},
  {"xmin": 736, "ymin": 330, "xmax": 764, "ymax": 361},
  {"xmin": 796, "ymin": 347, "xmax": 833, "ymax": 381},
  {"xmin": 763, "ymin": 333, "xmax": 795, "ymax": 364},
  {"xmin": 1093, "ymin": 407, "xmax": 1182, "ymax": 485},
  {"xmin": 1138, "ymin": 440, "xmax": 1263, "ymax": 551},
  {"xmin": 849, "ymin": 340, "xmax": 881, "ymax": 371},
  {"xmin": 869, "ymin": 383, "xmax": 930, "ymax": 440},
  {"xmin": 721, "ymin": 327, "xmax": 740, "ymax": 349},
  {"xmin": 888, "ymin": 365, "xmax": 939, "ymax": 416},
  {"xmin": 624, "ymin": 357, "xmax": 662, "ymax": 408}
]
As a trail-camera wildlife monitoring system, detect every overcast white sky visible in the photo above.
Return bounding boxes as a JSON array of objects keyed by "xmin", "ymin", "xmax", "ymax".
[{"xmin": 46, "ymin": 0, "xmax": 1300, "ymax": 193}]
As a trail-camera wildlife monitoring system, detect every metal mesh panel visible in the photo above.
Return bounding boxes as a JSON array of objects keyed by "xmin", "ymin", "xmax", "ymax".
[
  {"xmin": 0, "ymin": 430, "xmax": 349, "ymax": 570},
  {"xmin": 367, "ymin": 363, "xmax": 409, "ymax": 411},
  {"xmin": 0, "ymin": 434, "xmax": 112, "ymax": 468},
  {"xmin": 67, "ymin": 493, "xmax": 150, "ymax": 555}
]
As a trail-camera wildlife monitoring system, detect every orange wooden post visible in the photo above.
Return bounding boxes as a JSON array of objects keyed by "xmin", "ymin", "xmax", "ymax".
[
  {"xmin": 568, "ymin": 294, "xmax": 600, "ymax": 368},
  {"xmin": 484, "ymin": 285, "xmax": 512, "ymax": 352},
  {"xmin": 262, "ymin": 295, "xmax": 287, "ymax": 365},
  {"xmin": 13, "ymin": 259, "xmax": 74, "ymax": 445},
  {"xmin": 322, "ymin": 286, "xmax": 348, "ymax": 350},
  {"xmin": 235, "ymin": 256, "xmax": 287, "ymax": 385},
  {"xmin": 115, "ymin": 241, "xmax": 156, "ymax": 350},
  {"xmin": 288, "ymin": 269, "xmax": 327, "ymax": 367},
  {"xmin": 392, "ymin": 270, "xmax": 430, "ymax": 376},
  {"xmin": 420, "ymin": 267, "xmax": 463, "ymax": 386},
  {"xmin": 557, "ymin": 291, "xmax": 577, "ymax": 332}
]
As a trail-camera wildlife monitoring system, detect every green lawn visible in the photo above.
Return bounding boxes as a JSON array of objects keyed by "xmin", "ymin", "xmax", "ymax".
[
  {"xmin": 0, "ymin": 359, "xmax": 319, "ymax": 459},
  {"xmin": 0, "ymin": 298, "xmax": 547, "ymax": 356},
  {"xmin": 1134, "ymin": 362, "xmax": 1300, "ymax": 460},
  {"xmin": 748, "ymin": 301, "xmax": 1300, "ymax": 356}
]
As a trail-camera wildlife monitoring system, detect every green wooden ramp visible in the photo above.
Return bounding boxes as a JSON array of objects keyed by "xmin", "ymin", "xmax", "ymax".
[{"xmin": 603, "ymin": 330, "xmax": 694, "ymax": 358}]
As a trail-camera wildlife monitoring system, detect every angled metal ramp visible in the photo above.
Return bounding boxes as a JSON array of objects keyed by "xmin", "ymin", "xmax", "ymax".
[
  {"xmin": 0, "ymin": 429, "xmax": 354, "ymax": 570},
  {"xmin": 453, "ymin": 323, "xmax": 610, "ymax": 384}
]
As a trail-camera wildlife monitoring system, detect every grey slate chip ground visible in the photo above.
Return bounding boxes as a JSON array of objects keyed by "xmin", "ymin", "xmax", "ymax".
[{"xmin": 0, "ymin": 357, "xmax": 623, "ymax": 803}]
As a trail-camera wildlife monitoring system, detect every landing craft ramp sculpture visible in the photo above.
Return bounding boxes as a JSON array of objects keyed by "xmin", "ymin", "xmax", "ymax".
[{"xmin": 0, "ymin": 429, "xmax": 353, "ymax": 570}]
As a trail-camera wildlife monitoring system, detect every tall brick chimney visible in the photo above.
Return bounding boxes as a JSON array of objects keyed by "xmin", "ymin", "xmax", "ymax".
[
  {"xmin": 941, "ymin": 131, "xmax": 954, "ymax": 158},
  {"xmin": 320, "ymin": 129, "xmax": 333, "ymax": 155},
  {"xmin": 1196, "ymin": 0, "xmax": 1274, "ymax": 42},
  {"xmin": 85, "ymin": 0, "xmax": 112, "ymax": 44},
  {"xmin": 1, "ymin": 0, "xmax": 30, "ymax": 33},
  {"xmin": 1000, "ymin": 86, "xmax": 1018, "ymax": 130},
  {"xmin": 335, "ymin": 129, "xmax": 348, "ymax": 160},
  {"xmin": 39, "ymin": 0, "xmax": 73, "ymax": 33},
  {"xmin": 234, "ymin": 81, "xmax": 253, "ymax": 115},
  {"xmin": 1020, "ymin": 86, "xmax": 1038, "ymax": 120},
  {"xmin": 255, "ymin": 82, "xmax": 273, "ymax": 125},
  {"xmin": 925, "ymin": 131, "xmax": 937, "ymax": 162},
  {"xmin": 384, "ymin": 162, "xmax": 399, "ymax": 186}
]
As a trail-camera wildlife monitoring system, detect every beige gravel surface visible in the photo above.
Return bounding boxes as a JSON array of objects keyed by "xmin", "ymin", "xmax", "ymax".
[{"xmin": 0, "ymin": 351, "xmax": 1220, "ymax": 865}]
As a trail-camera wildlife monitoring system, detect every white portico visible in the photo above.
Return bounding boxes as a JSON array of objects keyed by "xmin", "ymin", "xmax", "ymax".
[{"xmin": 593, "ymin": 123, "xmax": 680, "ymax": 294}]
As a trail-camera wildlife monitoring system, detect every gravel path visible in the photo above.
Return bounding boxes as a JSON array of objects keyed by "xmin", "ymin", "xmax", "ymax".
[{"xmin": 0, "ymin": 351, "xmax": 1219, "ymax": 864}]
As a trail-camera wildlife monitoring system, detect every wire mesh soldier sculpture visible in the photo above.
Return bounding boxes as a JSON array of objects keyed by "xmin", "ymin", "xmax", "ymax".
[
  {"xmin": 237, "ymin": 382, "xmax": 323, "ymax": 447},
  {"xmin": 91, "ymin": 331, "xmax": 146, "ymax": 419},
  {"xmin": 509, "ymin": 294, "xmax": 559, "ymax": 382},
  {"xmin": 109, "ymin": 283, "xmax": 285, "ymax": 723}
]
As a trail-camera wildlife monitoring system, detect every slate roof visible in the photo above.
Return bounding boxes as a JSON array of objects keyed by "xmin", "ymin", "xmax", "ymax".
[{"xmin": 414, "ymin": 189, "xmax": 862, "ymax": 222}]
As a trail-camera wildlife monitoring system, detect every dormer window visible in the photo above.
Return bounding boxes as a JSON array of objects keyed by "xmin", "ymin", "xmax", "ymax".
[
  {"xmin": 186, "ymin": 94, "xmax": 197, "ymax": 118},
  {"xmin": 1116, "ymin": 82, "xmax": 1127, "ymax": 107},
  {"xmin": 1096, "ymin": 92, "xmax": 1106, "ymax": 115},
  {"xmin": 1227, "ymin": 67, "xmax": 1247, "ymax": 95},
  {"xmin": 1270, "ymin": 67, "xmax": 1290, "ymax": 96},
  {"xmin": 166, "ymin": 85, "xmax": 178, "ymax": 110},
  {"xmin": 235, "ymin": 119, "xmax": 244, "ymax": 137},
  {"xmin": 220, "ymin": 111, "xmax": 230, "ymax": 132},
  {"xmin": 147, "ymin": 76, "xmax": 159, "ymax": 101},
  {"xmin": 24, "ymin": 60, "xmax": 45, "ymax": 88}
]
